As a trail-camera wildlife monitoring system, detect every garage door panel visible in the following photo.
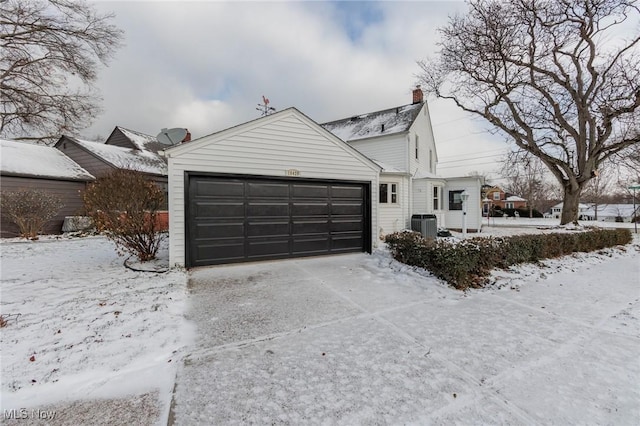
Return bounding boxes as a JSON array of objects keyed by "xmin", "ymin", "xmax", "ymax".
[
  {"xmin": 194, "ymin": 242, "xmax": 245, "ymax": 265},
  {"xmin": 247, "ymin": 221, "xmax": 290, "ymax": 237},
  {"xmin": 292, "ymin": 220, "xmax": 330, "ymax": 234},
  {"xmin": 247, "ymin": 182, "xmax": 289, "ymax": 198},
  {"xmin": 195, "ymin": 202, "xmax": 244, "ymax": 218},
  {"xmin": 247, "ymin": 202, "xmax": 289, "ymax": 217},
  {"xmin": 292, "ymin": 237, "xmax": 330, "ymax": 254},
  {"xmin": 195, "ymin": 222, "xmax": 244, "ymax": 239},
  {"xmin": 331, "ymin": 219, "xmax": 363, "ymax": 232},
  {"xmin": 331, "ymin": 185, "xmax": 363, "ymax": 199},
  {"xmin": 331, "ymin": 235, "xmax": 365, "ymax": 251},
  {"xmin": 187, "ymin": 175, "xmax": 369, "ymax": 266},
  {"xmin": 292, "ymin": 184, "xmax": 329, "ymax": 198},
  {"xmin": 331, "ymin": 202, "xmax": 363, "ymax": 216},
  {"xmin": 247, "ymin": 239, "xmax": 290, "ymax": 257},
  {"xmin": 195, "ymin": 180, "xmax": 244, "ymax": 197},
  {"xmin": 291, "ymin": 202, "xmax": 330, "ymax": 216}
]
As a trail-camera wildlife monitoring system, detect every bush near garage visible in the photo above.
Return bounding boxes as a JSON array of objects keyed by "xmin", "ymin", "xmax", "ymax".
[
  {"xmin": 83, "ymin": 169, "xmax": 166, "ymax": 261},
  {"xmin": 384, "ymin": 228, "xmax": 632, "ymax": 290}
]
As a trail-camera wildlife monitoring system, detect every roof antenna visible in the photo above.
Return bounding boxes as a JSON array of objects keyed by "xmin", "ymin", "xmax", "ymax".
[{"xmin": 257, "ymin": 95, "xmax": 276, "ymax": 116}]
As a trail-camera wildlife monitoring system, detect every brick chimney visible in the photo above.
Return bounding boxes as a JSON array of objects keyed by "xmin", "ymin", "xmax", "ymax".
[
  {"xmin": 182, "ymin": 130, "xmax": 191, "ymax": 143},
  {"xmin": 412, "ymin": 85, "xmax": 424, "ymax": 104}
]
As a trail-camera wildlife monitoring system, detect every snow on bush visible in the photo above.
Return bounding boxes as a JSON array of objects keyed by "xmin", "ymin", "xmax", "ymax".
[{"xmin": 385, "ymin": 228, "xmax": 632, "ymax": 290}]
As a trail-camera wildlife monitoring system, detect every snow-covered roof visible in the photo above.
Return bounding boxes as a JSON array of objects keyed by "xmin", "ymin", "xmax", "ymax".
[
  {"xmin": 506, "ymin": 195, "xmax": 526, "ymax": 202},
  {"xmin": 0, "ymin": 139, "xmax": 95, "ymax": 181},
  {"xmin": 373, "ymin": 160, "xmax": 407, "ymax": 174},
  {"xmin": 413, "ymin": 170, "xmax": 440, "ymax": 179},
  {"xmin": 115, "ymin": 126, "xmax": 166, "ymax": 152},
  {"xmin": 550, "ymin": 202, "xmax": 590, "ymax": 210},
  {"xmin": 582, "ymin": 204, "xmax": 638, "ymax": 218},
  {"xmin": 321, "ymin": 103, "xmax": 423, "ymax": 142},
  {"xmin": 71, "ymin": 138, "xmax": 167, "ymax": 176}
]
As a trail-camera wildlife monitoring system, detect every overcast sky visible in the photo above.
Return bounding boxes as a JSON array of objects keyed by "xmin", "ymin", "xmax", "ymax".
[{"xmin": 87, "ymin": 0, "xmax": 510, "ymax": 179}]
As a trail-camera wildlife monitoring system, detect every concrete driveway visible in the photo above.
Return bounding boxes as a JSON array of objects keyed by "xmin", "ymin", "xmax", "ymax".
[{"xmin": 169, "ymin": 251, "xmax": 639, "ymax": 425}]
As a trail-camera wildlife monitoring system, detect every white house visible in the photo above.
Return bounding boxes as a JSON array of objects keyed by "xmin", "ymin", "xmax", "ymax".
[
  {"xmin": 164, "ymin": 90, "xmax": 483, "ymax": 267},
  {"xmin": 322, "ymin": 88, "xmax": 483, "ymax": 236},
  {"xmin": 580, "ymin": 204, "xmax": 639, "ymax": 222},
  {"xmin": 545, "ymin": 202, "xmax": 590, "ymax": 219}
]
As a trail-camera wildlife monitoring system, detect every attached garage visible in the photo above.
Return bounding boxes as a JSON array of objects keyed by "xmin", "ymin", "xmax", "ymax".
[
  {"xmin": 164, "ymin": 108, "xmax": 380, "ymax": 267},
  {"xmin": 187, "ymin": 174, "xmax": 369, "ymax": 266}
]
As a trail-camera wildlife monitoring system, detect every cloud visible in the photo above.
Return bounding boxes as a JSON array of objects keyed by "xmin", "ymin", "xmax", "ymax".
[{"xmin": 86, "ymin": 0, "xmax": 509, "ymax": 180}]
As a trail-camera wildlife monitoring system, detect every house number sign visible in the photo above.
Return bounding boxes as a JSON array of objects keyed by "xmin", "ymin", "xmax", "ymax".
[{"xmin": 285, "ymin": 169, "xmax": 300, "ymax": 176}]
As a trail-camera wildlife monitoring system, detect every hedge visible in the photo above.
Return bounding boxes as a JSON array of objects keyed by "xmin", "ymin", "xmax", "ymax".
[{"xmin": 384, "ymin": 228, "xmax": 632, "ymax": 290}]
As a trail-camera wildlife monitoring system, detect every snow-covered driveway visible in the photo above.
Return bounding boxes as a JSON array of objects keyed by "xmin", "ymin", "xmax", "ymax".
[{"xmin": 171, "ymin": 247, "xmax": 640, "ymax": 425}]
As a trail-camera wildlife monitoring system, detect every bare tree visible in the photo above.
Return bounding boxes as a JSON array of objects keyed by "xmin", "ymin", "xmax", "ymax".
[
  {"xmin": 500, "ymin": 151, "xmax": 550, "ymax": 217},
  {"xmin": 418, "ymin": 0, "xmax": 640, "ymax": 225},
  {"xmin": 0, "ymin": 0, "xmax": 123, "ymax": 143}
]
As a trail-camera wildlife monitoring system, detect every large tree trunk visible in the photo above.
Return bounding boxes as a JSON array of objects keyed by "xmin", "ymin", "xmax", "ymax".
[{"xmin": 560, "ymin": 187, "xmax": 582, "ymax": 225}]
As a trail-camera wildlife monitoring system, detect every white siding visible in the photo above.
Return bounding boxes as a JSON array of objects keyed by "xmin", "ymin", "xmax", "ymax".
[
  {"xmin": 412, "ymin": 178, "xmax": 447, "ymax": 228},
  {"xmin": 347, "ymin": 134, "xmax": 408, "ymax": 172},
  {"xmin": 166, "ymin": 109, "xmax": 380, "ymax": 266},
  {"xmin": 444, "ymin": 177, "xmax": 483, "ymax": 232},
  {"xmin": 377, "ymin": 175, "xmax": 410, "ymax": 237},
  {"xmin": 408, "ymin": 102, "xmax": 438, "ymax": 176}
]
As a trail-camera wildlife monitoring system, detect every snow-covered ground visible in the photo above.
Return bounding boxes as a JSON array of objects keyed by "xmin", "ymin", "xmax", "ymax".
[
  {"xmin": 0, "ymin": 236, "xmax": 192, "ymax": 424},
  {"xmin": 1, "ymin": 223, "xmax": 638, "ymax": 424}
]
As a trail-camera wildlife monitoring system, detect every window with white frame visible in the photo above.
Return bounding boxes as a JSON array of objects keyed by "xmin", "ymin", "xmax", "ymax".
[
  {"xmin": 493, "ymin": 191, "xmax": 501, "ymax": 200},
  {"xmin": 505, "ymin": 202, "xmax": 514, "ymax": 209},
  {"xmin": 379, "ymin": 183, "xmax": 398, "ymax": 204},
  {"xmin": 433, "ymin": 186, "xmax": 441, "ymax": 211}
]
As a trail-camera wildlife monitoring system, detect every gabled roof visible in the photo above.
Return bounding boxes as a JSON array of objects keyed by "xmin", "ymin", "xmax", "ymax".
[
  {"xmin": 164, "ymin": 107, "xmax": 381, "ymax": 172},
  {"xmin": 60, "ymin": 136, "xmax": 167, "ymax": 176},
  {"xmin": 321, "ymin": 103, "xmax": 423, "ymax": 142},
  {"xmin": 106, "ymin": 126, "xmax": 167, "ymax": 153},
  {"xmin": 0, "ymin": 139, "xmax": 94, "ymax": 181}
]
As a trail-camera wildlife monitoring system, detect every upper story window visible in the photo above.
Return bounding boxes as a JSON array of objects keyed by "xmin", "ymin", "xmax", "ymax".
[
  {"xmin": 380, "ymin": 183, "xmax": 398, "ymax": 204},
  {"xmin": 493, "ymin": 191, "xmax": 501, "ymax": 200},
  {"xmin": 415, "ymin": 135, "xmax": 419, "ymax": 160}
]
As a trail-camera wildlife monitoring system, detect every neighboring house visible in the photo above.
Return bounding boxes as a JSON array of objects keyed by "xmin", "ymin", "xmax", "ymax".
[
  {"xmin": 580, "ymin": 204, "xmax": 639, "ymax": 222},
  {"xmin": 545, "ymin": 202, "xmax": 590, "ymax": 219},
  {"xmin": 104, "ymin": 125, "xmax": 185, "ymax": 153},
  {"xmin": 0, "ymin": 139, "xmax": 95, "ymax": 237},
  {"xmin": 164, "ymin": 89, "xmax": 483, "ymax": 268},
  {"xmin": 54, "ymin": 129, "xmax": 170, "ymax": 209},
  {"xmin": 322, "ymin": 88, "xmax": 483, "ymax": 235},
  {"xmin": 482, "ymin": 185, "xmax": 527, "ymax": 213}
]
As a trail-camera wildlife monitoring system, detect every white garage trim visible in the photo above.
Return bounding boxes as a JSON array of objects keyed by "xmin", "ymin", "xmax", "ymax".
[{"xmin": 164, "ymin": 108, "xmax": 381, "ymax": 267}]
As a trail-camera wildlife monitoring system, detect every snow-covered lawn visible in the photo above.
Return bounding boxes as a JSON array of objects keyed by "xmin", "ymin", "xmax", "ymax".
[
  {"xmin": 0, "ymin": 236, "xmax": 191, "ymax": 424},
  {"xmin": 1, "ymin": 225, "xmax": 638, "ymax": 424}
]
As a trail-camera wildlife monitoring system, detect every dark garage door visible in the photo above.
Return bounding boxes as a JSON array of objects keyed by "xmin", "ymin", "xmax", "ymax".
[{"xmin": 187, "ymin": 174, "xmax": 370, "ymax": 267}]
